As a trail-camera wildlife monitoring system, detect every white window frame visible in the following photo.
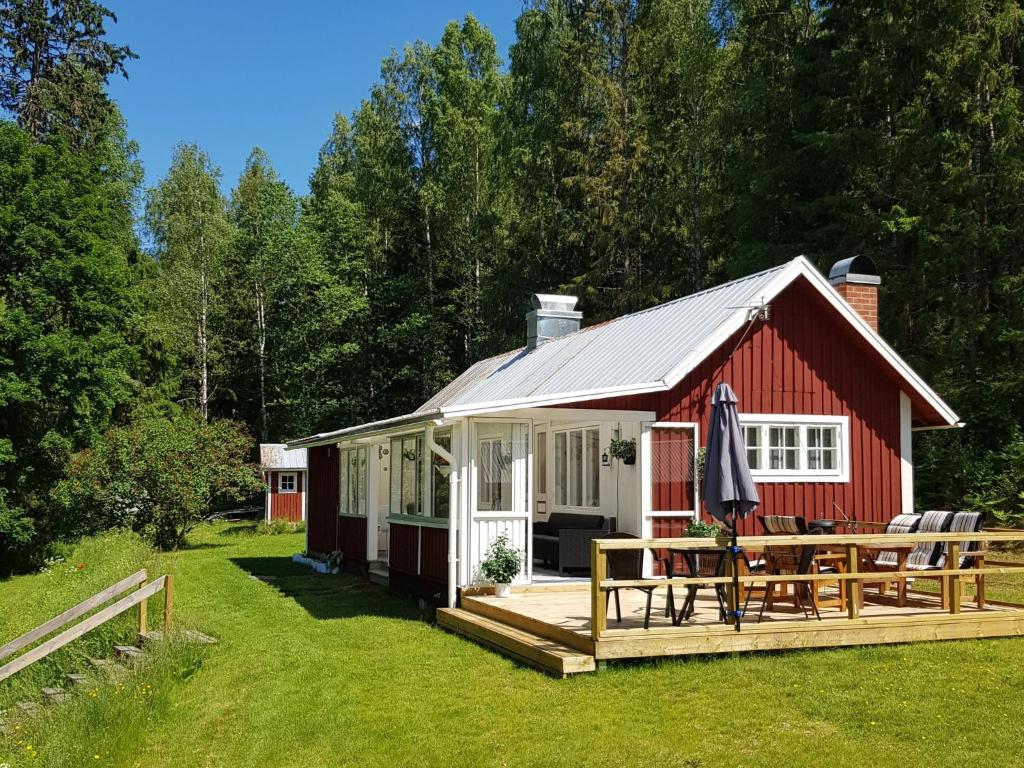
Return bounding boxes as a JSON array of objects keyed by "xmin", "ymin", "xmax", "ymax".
[
  {"xmin": 551, "ymin": 424, "xmax": 601, "ymax": 511},
  {"xmin": 739, "ymin": 414, "xmax": 850, "ymax": 483},
  {"xmin": 278, "ymin": 472, "xmax": 297, "ymax": 494}
]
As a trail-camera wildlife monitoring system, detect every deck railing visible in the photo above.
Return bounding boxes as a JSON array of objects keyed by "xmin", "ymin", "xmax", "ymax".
[{"xmin": 589, "ymin": 531, "xmax": 1024, "ymax": 641}]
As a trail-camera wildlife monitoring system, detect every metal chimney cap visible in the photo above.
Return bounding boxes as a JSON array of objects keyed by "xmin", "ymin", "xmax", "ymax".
[
  {"xmin": 530, "ymin": 294, "xmax": 579, "ymax": 312},
  {"xmin": 828, "ymin": 255, "xmax": 880, "ymax": 286}
]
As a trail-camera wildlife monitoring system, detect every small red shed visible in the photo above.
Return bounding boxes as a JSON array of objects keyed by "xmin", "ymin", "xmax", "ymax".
[{"xmin": 260, "ymin": 444, "xmax": 308, "ymax": 524}]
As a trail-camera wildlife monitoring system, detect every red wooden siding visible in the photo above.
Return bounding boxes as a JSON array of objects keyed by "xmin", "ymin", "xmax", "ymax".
[
  {"xmin": 419, "ymin": 527, "xmax": 448, "ymax": 583},
  {"xmin": 563, "ymin": 277, "xmax": 904, "ymax": 536},
  {"xmin": 268, "ymin": 471, "xmax": 303, "ymax": 522},
  {"xmin": 389, "ymin": 524, "xmax": 419, "ymax": 575},
  {"xmin": 307, "ymin": 446, "xmax": 339, "ymax": 554},
  {"xmin": 338, "ymin": 515, "xmax": 368, "ymax": 564}
]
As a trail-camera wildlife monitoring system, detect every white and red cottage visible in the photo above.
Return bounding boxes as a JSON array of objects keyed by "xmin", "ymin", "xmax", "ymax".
[{"xmin": 289, "ymin": 256, "xmax": 960, "ymax": 606}]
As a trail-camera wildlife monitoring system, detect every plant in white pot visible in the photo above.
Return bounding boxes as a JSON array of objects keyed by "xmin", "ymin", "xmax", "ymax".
[{"xmin": 480, "ymin": 533, "xmax": 521, "ymax": 597}]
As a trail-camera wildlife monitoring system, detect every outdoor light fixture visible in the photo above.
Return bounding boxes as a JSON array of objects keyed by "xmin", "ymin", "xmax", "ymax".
[{"xmin": 602, "ymin": 451, "xmax": 610, "ymax": 467}]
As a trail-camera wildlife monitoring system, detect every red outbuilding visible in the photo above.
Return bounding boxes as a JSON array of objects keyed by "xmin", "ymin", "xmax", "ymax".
[{"xmin": 260, "ymin": 444, "xmax": 307, "ymax": 524}]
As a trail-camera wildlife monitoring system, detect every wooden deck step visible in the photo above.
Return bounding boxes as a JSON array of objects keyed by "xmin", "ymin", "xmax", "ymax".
[
  {"xmin": 437, "ymin": 607, "xmax": 595, "ymax": 677},
  {"xmin": 461, "ymin": 595, "xmax": 594, "ymax": 654},
  {"xmin": 368, "ymin": 564, "xmax": 389, "ymax": 586}
]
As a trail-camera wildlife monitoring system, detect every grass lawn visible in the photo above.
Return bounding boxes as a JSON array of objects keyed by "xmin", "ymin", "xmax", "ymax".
[{"xmin": 5, "ymin": 524, "xmax": 1024, "ymax": 767}]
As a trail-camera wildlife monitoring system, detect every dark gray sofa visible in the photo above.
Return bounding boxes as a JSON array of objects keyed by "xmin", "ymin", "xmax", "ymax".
[{"xmin": 533, "ymin": 512, "xmax": 615, "ymax": 575}]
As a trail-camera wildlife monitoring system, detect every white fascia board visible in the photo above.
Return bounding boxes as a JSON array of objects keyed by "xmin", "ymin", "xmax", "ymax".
[
  {"xmin": 491, "ymin": 407, "xmax": 658, "ymax": 423},
  {"xmin": 286, "ymin": 410, "xmax": 442, "ymax": 449},
  {"xmin": 660, "ymin": 256, "xmax": 959, "ymax": 427},
  {"xmin": 439, "ymin": 381, "xmax": 668, "ymax": 417}
]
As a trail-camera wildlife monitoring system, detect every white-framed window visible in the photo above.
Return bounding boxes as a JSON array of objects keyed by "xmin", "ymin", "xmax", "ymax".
[
  {"xmin": 338, "ymin": 446, "xmax": 367, "ymax": 515},
  {"xmin": 739, "ymin": 415, "xmax": 849, "ymax": 483},
  {"xmin": 279, "ymin": 472, "xmax": 297, "ymax": 493},
  {"xmin": 552, "ymin": 426, "xmax": 601, "ymax": 509},
  {"xmin": 390, "ymin": 435, "xmax": 423, "ymax": 517}
]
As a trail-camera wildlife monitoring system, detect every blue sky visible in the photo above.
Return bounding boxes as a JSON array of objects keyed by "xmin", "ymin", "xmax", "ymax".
[{"xmin": 105, "ymin": 1, "xmax": 518, "ymax": 196}]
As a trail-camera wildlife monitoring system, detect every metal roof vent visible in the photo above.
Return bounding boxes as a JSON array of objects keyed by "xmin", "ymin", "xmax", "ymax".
[
  {"xmin": 828, "ymin": 255, "xmax": 880, "ymax": 286},
  {"xmin": 526, "ymin": 294, "xmax": 582, "ymax": 350}
]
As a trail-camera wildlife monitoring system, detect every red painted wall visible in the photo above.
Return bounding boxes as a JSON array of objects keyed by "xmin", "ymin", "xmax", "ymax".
[
  {"xmin": 389, "ymin": 524, "xmax": 419, "ymax": 575},
  {"xmin": 564, "ymin": 277, "xmax": 904, "ymax": 537},
  {"xmin": 307, "ymin": 446, "xmax": 339, "ymax": 554},
  {"xmin": 267, "ymin": 471, "xmax": 304, "ymax": 522},
  {"xmin": 339, "ymin": 516, "xmax": 368, "ymax": 564}
]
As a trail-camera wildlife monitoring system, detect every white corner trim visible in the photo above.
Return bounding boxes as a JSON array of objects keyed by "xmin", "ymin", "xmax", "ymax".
[{"xmin": 900, "ymin": 392, "xmax": 914, "ymax": 515}]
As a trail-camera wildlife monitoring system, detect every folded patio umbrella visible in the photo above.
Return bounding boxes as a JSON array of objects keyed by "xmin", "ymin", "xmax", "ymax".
[{"xmin": 703, "ymin": 382, "xmax": 760, "ymax": 631}]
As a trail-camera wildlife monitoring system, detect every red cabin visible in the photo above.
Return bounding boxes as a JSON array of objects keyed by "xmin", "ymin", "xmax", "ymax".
[
  {"xmin": 260, "ymin": 444, "xmax": 307, "ymax": 524},
  {"xmin": 290, "ymin": 256, "xmax": 959, "ymax": 606}
]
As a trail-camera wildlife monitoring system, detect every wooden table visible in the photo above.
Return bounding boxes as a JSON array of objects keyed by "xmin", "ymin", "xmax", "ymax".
[{"xmin": 859, "ymin": 543, "xmax": 915, "ymax": 607}]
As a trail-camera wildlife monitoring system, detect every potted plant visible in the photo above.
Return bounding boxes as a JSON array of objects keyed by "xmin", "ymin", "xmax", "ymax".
[
  {"xmin": 480, "ymin": 533, "xmax": 522, "ymax": 597},
  {"xmin": 686, "ymin": 520, "xmax": 721, "ymax": 538},
  {"xmin": 608, "ymin": 437, "xmax": 637, "ymax": 465}
]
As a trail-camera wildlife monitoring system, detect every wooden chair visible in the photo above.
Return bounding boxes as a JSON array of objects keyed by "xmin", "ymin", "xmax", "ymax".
[
  {"xmin": 908, "ymin": 512, "xmax": 985, "ymax": 607},
  {"xmin": 602, "ymin": 532, "xmax": 664, "ymax": 630}
]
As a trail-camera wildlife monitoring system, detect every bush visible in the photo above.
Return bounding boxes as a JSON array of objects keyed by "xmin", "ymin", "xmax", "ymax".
[
  {"xmin": 55, "ymin": 412, "xmax": 263, "ymax": 549},
  {"xmin": 480, "ymin": 533, "xmax": 522, "ymax": 584}
]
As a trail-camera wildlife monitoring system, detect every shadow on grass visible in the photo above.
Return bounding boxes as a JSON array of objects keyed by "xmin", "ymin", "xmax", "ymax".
[{"xmin": 230, "ymin": 556, "xmax": 421, "ymax": 622}]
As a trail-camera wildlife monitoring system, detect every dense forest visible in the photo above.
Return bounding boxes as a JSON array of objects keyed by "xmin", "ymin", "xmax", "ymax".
[{"xmin": 1, "ymin": 0, "xmax": 1023, "ymax": 570}]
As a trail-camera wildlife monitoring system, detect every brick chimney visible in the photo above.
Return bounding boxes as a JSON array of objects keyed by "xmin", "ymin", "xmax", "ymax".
[{"xmin": 828, "ymin": 256, "xmax": 880, "ymax": 332}]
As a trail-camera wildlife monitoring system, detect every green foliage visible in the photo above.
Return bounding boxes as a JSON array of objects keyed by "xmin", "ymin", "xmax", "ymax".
[
  {"xmin": 0, "ymin": 117, "xmax": 143, "ymax": 571},
  {"xmin": 55, "ymin": 412, "xmax": 261, "ymax": 549},
  {"xmin": 0, "ymin": 0, "xmax": 136, "ymax": 143},
  {"xmin": 479, "ymin": 532, "xmax": 522, "ymax": 584},
  {"xmin": 686, "ymin": 519, "xmax": 721, "ymax": 538},
  {"xmin": 608, "ymin": 437, "xmax": 636, "ymax": 464}
]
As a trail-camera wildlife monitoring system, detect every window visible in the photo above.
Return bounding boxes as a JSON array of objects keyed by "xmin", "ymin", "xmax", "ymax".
[
  {"xmin": 740, "ymin": 415, "xmax": 849, "ymax": 482},
  {"xmin": 338, "ymin": 447, "xmax": 367, "ymax": 515},
  {"xmin": 743, "ymin": 426, "xmax": 762, "ymax": 470},
  {"xmin": 431, "ymin": 431, "xmax": 451, "ymax": 519},
  {"xmin": 279, "ymin": 472, "xmax": 297, "ymax": 493},
  {"xmin": 478, "ymin": 436, "xmax": 511, "ymax": 511},
  {"xmin": 552, "ymin": 427, "xmax": 601, "ymax": 508},
  {"xmin": 768, "ymin": 426, "xmax": 799, "ymax": 470},
  {"xmin": 390, "ymin": 435, "xmax": 423, "ymax": 517},
  {"xmin": 535, "ymin": 431, "xmax": 547, "ymax": 496}
]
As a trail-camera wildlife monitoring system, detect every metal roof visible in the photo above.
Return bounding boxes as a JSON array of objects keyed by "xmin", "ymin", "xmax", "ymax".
[
  {"xmin": 416, "ymin": 261, "xmax": 788, "ymax": 414},
  {"xmin": 289, "ymin": 256, "xmax": 959, "ymax": 448},
  {"xmin": 259, "ymin": 444, "xmax": 307, "ymax": 470}
]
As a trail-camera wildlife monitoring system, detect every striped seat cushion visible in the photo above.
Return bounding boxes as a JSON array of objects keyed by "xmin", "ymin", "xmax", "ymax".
[
  {"xmin": 905, "ymin": 511, "xmax": 954, "ymax": 568},
  {"xmin": 761, "ymin": 515, "xmax": 807, "ymax": 535},
  {"xmin": 874, "ymin": 514, "xmax": 921, "ymax": 568},
  {"xmin": 935, "ymin": 511, "xmax": 984, "ymax": 569}
]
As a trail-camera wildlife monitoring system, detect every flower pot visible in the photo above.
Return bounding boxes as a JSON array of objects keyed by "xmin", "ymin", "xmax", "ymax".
[
  {"xmin": 622, "ymin": 455, "xmax": 636, "ymax": 465},
  {"xmin": 494, "ymin": 582, "xmax": 512, "ymax": 598}
]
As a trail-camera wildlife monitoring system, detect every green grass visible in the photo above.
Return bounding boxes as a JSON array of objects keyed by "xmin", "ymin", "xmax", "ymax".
[{"xmin": 4, "ymin": 523, "xmax": 1024, "ymax": 767}]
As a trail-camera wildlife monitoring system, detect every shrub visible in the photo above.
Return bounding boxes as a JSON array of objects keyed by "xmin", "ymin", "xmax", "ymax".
[{"xmin": 55, "ymin": 412, "xmax": 263, "ymax": 549}]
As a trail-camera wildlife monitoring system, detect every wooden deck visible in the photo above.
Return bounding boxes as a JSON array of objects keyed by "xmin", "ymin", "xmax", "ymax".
[{"xmin": 438, "ymin": 582, "xmax": 1024, "ymax": 677}]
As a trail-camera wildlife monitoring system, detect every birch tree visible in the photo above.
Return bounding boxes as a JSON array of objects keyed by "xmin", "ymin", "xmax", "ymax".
[{"xmin": 145, "ymin": 143, "xmax": 233, "ymax": 421}]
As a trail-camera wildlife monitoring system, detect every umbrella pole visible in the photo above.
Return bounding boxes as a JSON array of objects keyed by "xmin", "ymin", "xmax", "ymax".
[{"xmin": 729, "ymin": 504, "xmax": 743, "ymax": 632}]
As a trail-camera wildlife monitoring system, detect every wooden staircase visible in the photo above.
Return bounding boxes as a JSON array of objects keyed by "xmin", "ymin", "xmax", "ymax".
[{"xmin": 437, "ymin": 594, "xmax": 596, "ymax": 677}]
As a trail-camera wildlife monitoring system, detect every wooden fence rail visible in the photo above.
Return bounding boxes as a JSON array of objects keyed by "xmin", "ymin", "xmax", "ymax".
[
  {"xmin": 590, "ymin": 530, "xmax": 1024, "ymax": 640},
  {"xmin": 0, "ymin": 570, "xmax": 174, "ymax": 683}
]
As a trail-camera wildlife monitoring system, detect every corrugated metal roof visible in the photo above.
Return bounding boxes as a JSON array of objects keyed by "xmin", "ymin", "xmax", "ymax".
[
  {"xmin": 418, "ymin": 261, "xmax": 788, "ymax": 413},
  {"xmin": 260, "ymin": 444, "xmax": 307, "ymax": 469}
]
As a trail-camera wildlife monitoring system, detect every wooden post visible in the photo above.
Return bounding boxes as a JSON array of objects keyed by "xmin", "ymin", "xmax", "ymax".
[
  {"xmin": 845, "ymin": 544, "xmax": 860, "ymax": 620},
  {"xmin": 590, "ymin": 541, "xmax": 607, "ymax": 642},
  {"xmin": 976, "ymin": 552, "xmax": 986, "ymax": 609},
  {"xmin": 948, "ymin": 543, "xmax": 961, "ymax": 615},
  {"xmin": 163, "ymin": 574, "xmax": 175, "ymax": 633},
  {"xmin": 136, "ymin": 580, "xmax": 148, "ymax": 636}
]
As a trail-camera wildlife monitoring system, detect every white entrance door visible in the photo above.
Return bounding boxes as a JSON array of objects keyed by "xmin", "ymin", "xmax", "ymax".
[{"xmin": 468, "ymin": 419, "xmax": 532, "ymax": 583}]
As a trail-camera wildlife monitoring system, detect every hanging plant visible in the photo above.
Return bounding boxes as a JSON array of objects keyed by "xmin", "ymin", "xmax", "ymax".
[
  {"xmin": 696, "ymin": 446, "xmax": 708, "ymax": 483},
  {"xmin": 608, "ymin": 437, "xmax": 636, "ymax": 465}
]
